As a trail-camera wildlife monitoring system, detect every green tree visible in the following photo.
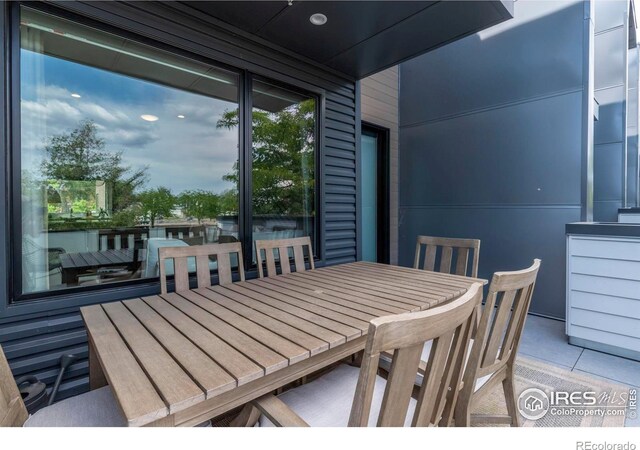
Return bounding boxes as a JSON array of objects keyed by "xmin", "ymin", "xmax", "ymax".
[
  {"xmin": 218, "ymin": 189, "xmax": 239, "ymax": 215},
  {"xmin": 138, "ymin": 187, "xmax": 174, "ymax": 228},
  {"xmin": 178, "ymin": 190, "xmax": 219, "ymax": 224},
  {"xmin": 217, "ymin": 99, "xmax": 315, "ymax": 216},
  {"xmin": 41, "ymin": 120, "xmax": 148, "ymax": 213}
]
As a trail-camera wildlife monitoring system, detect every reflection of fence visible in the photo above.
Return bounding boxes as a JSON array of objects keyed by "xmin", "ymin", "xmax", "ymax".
[
  {"xmin": 48, "ymin": 225, "xmax": 224, "ymax": 254},
  {"xmin": 217, "ymin": 215, "xmax": 313, "ymax": 233},
  {"xmin": 100, "ymin": 225, "xmax": 217, "ymax": 249},
  {"xmin": 164, "ymin": 225, "xmax": 206, "ymax": 240},
  {"xmin": 47, "ymin": 221, "xmax": 312, "ymax": 264},
  {"xmin": 99, "ymin": 228, "xmax": 148, "ymax": 250}
]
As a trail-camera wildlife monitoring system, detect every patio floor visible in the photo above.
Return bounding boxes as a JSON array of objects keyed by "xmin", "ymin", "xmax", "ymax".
[{"xmin": 520, "ymin": 314, "xmax": 640, "ymax": 427}]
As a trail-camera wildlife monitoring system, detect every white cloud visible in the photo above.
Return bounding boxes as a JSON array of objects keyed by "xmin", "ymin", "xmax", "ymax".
[{"xmin": 20, "ymin": 84, "xmax": 240, "ymax": 193}]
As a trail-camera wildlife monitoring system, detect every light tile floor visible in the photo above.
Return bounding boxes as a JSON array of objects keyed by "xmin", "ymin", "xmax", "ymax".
[{"xmin": 519, "ymin": 314, "xmax": 640, "ymax": 427}]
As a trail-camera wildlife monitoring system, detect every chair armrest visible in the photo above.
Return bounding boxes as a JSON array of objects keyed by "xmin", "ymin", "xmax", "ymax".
[{"xmin": 252, "ymin": 394, "xmax": 309, "ymax": 427}]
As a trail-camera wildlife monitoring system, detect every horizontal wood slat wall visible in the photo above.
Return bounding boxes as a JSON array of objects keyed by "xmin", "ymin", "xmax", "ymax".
[{"xmin": 360, "ymin": 66, "xmax": 399, "ymax": 264}]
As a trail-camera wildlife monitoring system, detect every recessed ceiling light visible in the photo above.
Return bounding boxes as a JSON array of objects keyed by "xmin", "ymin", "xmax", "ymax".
[
  {"xmin": 310, "ymin": 13, "xmax": 327, "ymax": 26},
  {"xmin": 177, "ymin": 115, "xmax": 185, "ymax": 119},
  {"xmin": 71, "ymin": 93, "xmax": 81, "ymax": 98},
  {"xmin": 140, "ymin": 114, "xmax": 159, "ymax": 122}
]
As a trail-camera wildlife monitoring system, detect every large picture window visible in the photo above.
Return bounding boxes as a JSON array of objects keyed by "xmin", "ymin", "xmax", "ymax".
[
  {"xmin": 250, "ymin": 80, "xmax": 316, "ymax": 261},
  {"xmin": 15, "ymin": 7, "xmax": 318, "ymax": 299},
  {"xmin": 18, "ymin": 8, "xmax": 240, "ymax": 295}
]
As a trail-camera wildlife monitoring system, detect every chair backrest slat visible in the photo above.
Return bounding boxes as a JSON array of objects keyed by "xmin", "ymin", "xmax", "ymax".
[
  {"xmin": 158, "ymin": 242, "xmax": 245, "ymax": 294},
  {"xmin": 348, "ymin": 283, "xmax": 483, "ymax": 427},
  {"xmin": 481, "ymin": 289, "xmax": 513, "ymax": 366},
  {"xmin": 439, "ymin": 246, "xmax": 453, "ymax": 273},
  {"xmin": 0, "ymin": 345, "xmax": 28, "ymax": 427},
  {"xmin": 377, "ymin": 343, "xmax": 423, "ymax": 426},
  {"xmin": 255, "ymin": 237, "xmax": 314, "ymax": 278},
  {"xmin": 412, "ymin": 328, "xmax": 456, "ymax": 426},
  {"xmin": 216, "ymin": 252, "xmax": 233, "ymax": 286},
  {"xmin": 455, "ymin": 247, "xmax": 470, "ymax": 276},
  {"xmin": 278, "ymin": 247, "xmax": 291, "ymax": 275},
  {"xmin": 196, "ymin": 255, "xmax": 212, "ymax": 287},
  {"xmin": 293, "ymin": 246, "xmax": 306, "ymax": 272},
  {"xmin": 414, "ymin": 236, "xmax": 481, "ymax": 278},
  {"xmin": 172, "ymin": 257, "xmax": 190, "ymax": 293},
  {"xmin": 461, "ymin": 260, "xmax": 541, "ymax": 399},
  {"xmin": 498, "ymin": 284, "xmax": 534, "ymax": 361}
]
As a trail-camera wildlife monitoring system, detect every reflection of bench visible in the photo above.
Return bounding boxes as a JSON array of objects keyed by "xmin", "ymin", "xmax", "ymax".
[{"xmin": 60, "ymin": 248, "xmax": 144, "ymax": 286}]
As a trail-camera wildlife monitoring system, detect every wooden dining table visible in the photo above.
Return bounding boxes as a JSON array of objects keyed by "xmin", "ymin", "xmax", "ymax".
[{"xmin": 81, "ymin": 261, "xmax": 487, "ymax": 427}]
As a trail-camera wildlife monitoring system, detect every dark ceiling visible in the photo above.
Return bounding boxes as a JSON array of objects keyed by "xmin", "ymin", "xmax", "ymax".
[{"xmin": 180, "ymin": 1, "xmax": 514, "ymax": 79}]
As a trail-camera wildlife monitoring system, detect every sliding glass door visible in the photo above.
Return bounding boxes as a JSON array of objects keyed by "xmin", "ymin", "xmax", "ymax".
[{"xmin": 360, "ymin": 125, "xmax": 390, "ymax": 264}]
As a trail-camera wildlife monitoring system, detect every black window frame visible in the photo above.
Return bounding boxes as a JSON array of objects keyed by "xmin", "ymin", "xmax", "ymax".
[{"xmin": 5, "ymin": 1, "xmax": 322, "ymax": 306}]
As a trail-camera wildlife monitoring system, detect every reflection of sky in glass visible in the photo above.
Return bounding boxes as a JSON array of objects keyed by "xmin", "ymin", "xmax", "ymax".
[{"xmin": 20, "ymin": 50, "xmax": 239, "ymax": 194}]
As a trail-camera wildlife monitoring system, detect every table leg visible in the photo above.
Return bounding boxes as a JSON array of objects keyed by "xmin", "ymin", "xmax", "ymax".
[
  {"xmin": 229, "ymin": 404, "xmax": 261, "ymax": 427},
  {"xmin": 88, "ymin": 338, "xmax": 107, "ymax": 390},
  {"xmin": 62, "ymin": 268, "xmax": 79, "ymax": 286}
]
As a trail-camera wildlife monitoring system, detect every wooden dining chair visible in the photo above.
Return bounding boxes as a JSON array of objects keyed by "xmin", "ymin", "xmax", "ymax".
[
  {"xmin": 248, "ymin": 282, "xmax": 483, "ymax": 427},
  {"xmin": 255, "ymin": 236, "xmax": 314, "ymax": 278},
  {"xmin": 0, "ymin": 345, "xmax": 126, "ymax": 427},
  {"xmin": 454, "ymin": 259, "xmax": 541, "ymax": 427},
  {"xmin": 414, "ymin": 236, "xmax": 481, "ymax": 278},
  {"xmin": 158, "ymin": 242, "xmax": 245, "ymax": 294}
]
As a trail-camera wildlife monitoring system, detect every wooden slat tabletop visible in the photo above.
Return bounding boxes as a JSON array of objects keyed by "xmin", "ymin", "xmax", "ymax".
[
  {"xmin": 60, "ymin": 248, "xmax": 142, "ymax": 270},
  {"xmin": 81, "ymin": 261, "xmax": 486, "ymax": 427}
]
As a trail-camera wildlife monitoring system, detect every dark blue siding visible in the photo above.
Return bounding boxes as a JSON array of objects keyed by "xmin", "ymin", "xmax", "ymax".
[{"xmin": 398, "ymin": 0, "xmax": 588, "ymax": 319}]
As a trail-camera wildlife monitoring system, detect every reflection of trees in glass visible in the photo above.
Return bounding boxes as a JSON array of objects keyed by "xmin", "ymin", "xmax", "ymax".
[
  {"xmin": 40, "ymin": 120, "xmax": 148, "ymax": 215},
  {"xmin": 138, "ymin": 187, "xmax": 175, "ymax": 228},
  {"xmin": 217, "ymin": 189, "xmax": 238, "ymax": 215},
  {"xmin": 217, "ymin": 99, "xmax": 315, "ymax": 216},
  {"xmin": 35, "ymin": 117, "xmax": 243, "ymax": 232},
  {"xmin": 178, "ymin": 190, "xmax": 219, "ymax": 224}
]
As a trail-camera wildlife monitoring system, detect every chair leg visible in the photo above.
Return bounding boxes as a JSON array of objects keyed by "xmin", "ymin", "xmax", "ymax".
[
  {"xmin": 502, "ymin": 370, "xmax": 519, "ymax": 427},
  {"xmin": 229, "ymin": 404, "xmax": 261, "ymax": 427},
  {"xmin": 438, "ymin": 397, "xmax": 454, "ymax": 426},
  {"xmin": 453, "ymin": 400, "xmax": 471, "ymax": 427},
  {"xmin": 454, "ymin": 408, "xmax": 471, "ymax": 427}
]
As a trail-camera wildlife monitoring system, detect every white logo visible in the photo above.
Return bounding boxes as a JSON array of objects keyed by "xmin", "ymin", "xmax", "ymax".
[{"xmin": 518, "ymin": 388, "xmax": 550, "ymax": 420}]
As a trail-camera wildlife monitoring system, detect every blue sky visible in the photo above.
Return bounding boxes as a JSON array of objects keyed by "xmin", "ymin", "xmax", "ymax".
[{"xmin": 20, "ymin": 49, "xmax": 239, "ymax": 194}]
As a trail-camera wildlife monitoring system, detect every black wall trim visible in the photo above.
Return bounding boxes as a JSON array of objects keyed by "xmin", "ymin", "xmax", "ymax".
[
  {"xmin": 355, "ymin": 81, "xmax": 362, "ymax": 261},
  {"xmin": 0, "ymin": 2, "xmax": 8, "ymax": 327},
  {"xmin": 362, "ymin": 122, "xmax": 391, "ymax": 264}
]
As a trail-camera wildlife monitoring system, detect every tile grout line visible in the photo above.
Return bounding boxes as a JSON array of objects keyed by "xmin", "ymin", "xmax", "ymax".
[
  {"xmin": 573, "ymin": 368, "xmax": 640, "ymax": 391},
  {"xmin": 571, "ymin": 348, "xmax": 585, "ymax": 371}
]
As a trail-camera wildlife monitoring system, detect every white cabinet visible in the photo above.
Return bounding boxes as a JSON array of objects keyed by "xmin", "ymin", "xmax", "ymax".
[{"xmin": 566, "ymin": 234, "xmax": 640, "ymax": 361}]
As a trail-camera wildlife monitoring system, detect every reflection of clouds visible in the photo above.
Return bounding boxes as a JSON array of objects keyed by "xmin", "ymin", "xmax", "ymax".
[{"xmin": 21, "ymin": 83, "xmax": 239, "ymax": 193}]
